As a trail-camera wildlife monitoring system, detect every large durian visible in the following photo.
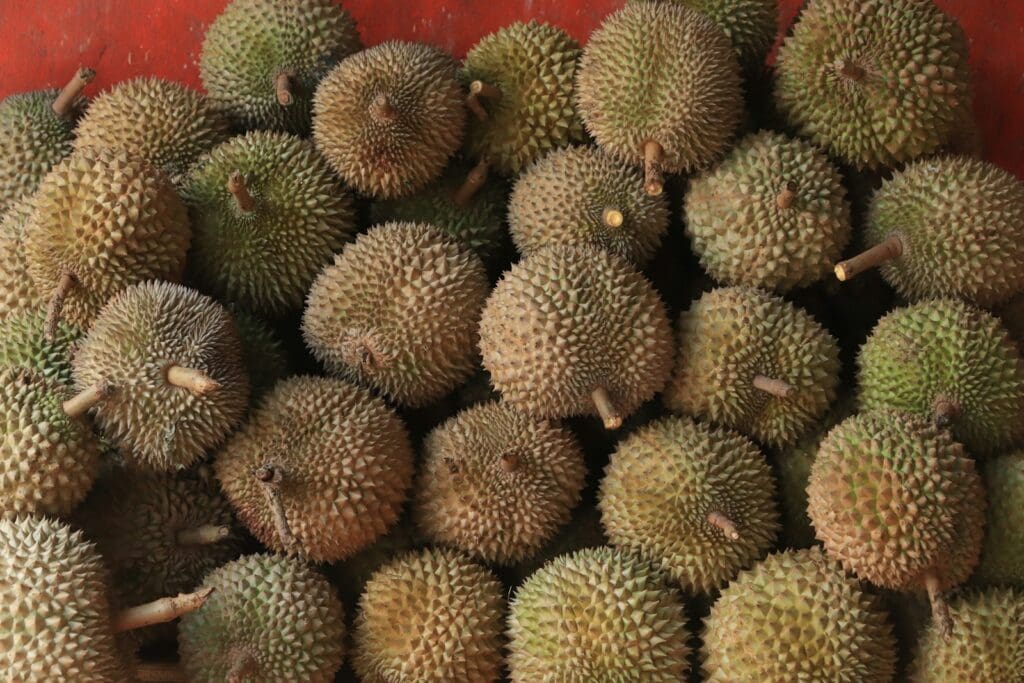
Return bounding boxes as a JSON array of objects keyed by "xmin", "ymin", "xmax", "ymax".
[
  {"xmin": 643, "ymin": 0, "xmax": 777, "ymax": 69},
  {"xmin": 974, "ymin": 451, "xmax": 1024, "ymax": 586},
  {"xmin": 0, "ymin": 310, "xmax": 82, "ymax": 385},
  {"xmin": 0, "ymin": 200, "xmax": 47, "ymax": 321}
]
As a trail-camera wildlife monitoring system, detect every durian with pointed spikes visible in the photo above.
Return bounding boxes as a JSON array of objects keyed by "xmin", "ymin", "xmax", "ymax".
[
  {"xmin": 641, "ymin": 0, "xmax": 777, "ymax": 69},
  {"xmin": 974, "ymin": 451, "xmax": 1024, "ymax": 586},
  {"xmin": 0, "ymin": 200, "xmax": 47, "ymax": 321},
  {"xmin": 0, "ymin": 310, "xmax": 82, "ymax": 385}
]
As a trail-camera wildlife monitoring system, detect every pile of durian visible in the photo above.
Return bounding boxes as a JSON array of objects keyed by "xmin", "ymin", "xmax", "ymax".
[{"xmin": 2, "ymin": 0, "xmax": 1023, "ymax": 681}]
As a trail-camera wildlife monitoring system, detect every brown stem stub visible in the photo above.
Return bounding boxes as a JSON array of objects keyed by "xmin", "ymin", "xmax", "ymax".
[
  {"xmin": 602, "ymin": 207, "xmax": 625, "ymax": 229},
  {"xmin": 176, "ymin": 524, "xmax": 230, "ymax": 546},
  {"xmin": 466, "ymin": 80, "xmax": 502, "ymax": 121},
  {"xmin": 499, "ymin": 450, "xmax": 520, "ymax": 473},
  {"xmin": 45, "ymin": 271, "xmax": 76, "ymax": 341},
  {"xmin": 370, "ymin": 93, "xmax": 397, "ymax": 123},
  {"xmin": 753, "ymin": 375, "xmax": 793, "ymax": 399},
  {"xmin": 453, "ymin": 157, "xmax": 490, "ymax": 207},
  {"xmin": 134, "ymin": 662, "xmax": 188, "ymax": 682},
  {"xmin": 52, "ymin": 67, "xmax": 95, "ymax": 116},
  {"xmin": 837, "ymin": 59, "xmax": 867, "ymax": 82},
  {"xmin": 166, "ymin": 366, "xmax": 221, "ymax": 396},
  {"xmin": 227, "ymin": 171, "xmax": 255, "ymax": 213},
  {"xmin": 924, "ymin": 572, "xmax": 954, "ymax": 640},
  {"xmin": 706, "ymin": 511, "xmax": 740, "ymax": 540},
  {"xmin": 835, "ymin": 235, "xmax": 903, "ymax": 282},
  {"xmin": 112, "ymin": 587, "xmax": 215, "ymax": 633},
  {"xmin": 275, "ymin": 70, "xmax": 294, "ymax": 106},
  {"xmin": 643, "ymin": 140, "xmax": 665, "ymax": 196},
  {"xmin": 255, "ymin": 464, "xmax": 299, "ymax": 552},
  {"xmin": 776, "ymin": 181, "xmax": 798, "ymax": 210},
  {"xmin": 341, "ymin": 331, "xmax": 390, "ymax": 372},
  {"xmin": 62, "ymin": 380, "xmax": 114, "ymax": 418},
  {"xmin": 933, "ymin": 396, "xmax": 962, "ymax": 429},
  {"xmin": 226, "ymin": 649, "xmax": 259, "ymax": 683},
  {"xmin": 591, "ymin": 386, "xmax": 623, "ymax": 430}
]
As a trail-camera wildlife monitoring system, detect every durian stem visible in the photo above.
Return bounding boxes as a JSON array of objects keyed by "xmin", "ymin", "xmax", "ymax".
[
  {"xmin": 834, "ymin": 235, "xmax": 903, "ymax": 282},
  {"xmin": 176, "ymin": 524, "xmax": 230, "ymax": 546},
  {"xmin": 466, "ymin": 80, "xmax": 502, "ymax": 121},
  {"xmin": 837, "ymin": 59, "xmax": 867, "ymax": 82},
  {"xmin": 226, "ymin": 649, "xmax": 259, "ymax": 683},
  {"xmin": 52, "ymin": 67, "xmax": 95, "ymax": 116},
  {"xmin": 932, "ymin": 396, "xmax": 962, "ymax": 429},
  {"xmin": 370, "ymin": 93, "xmax": 397, "ymax": 123},
  {"xmin": 499, "ymin": 449, "xmax": 520, "ymax": 473},
  {"xmin": 924, "ymin": 571, "xmax": 954, "ymax": 640},
  {"xmin": 643, "ymin": 140, "xmax": 665, "ymax": 197},
  {"xmin": 776, "ymin": 181, "xmax": 798, "ymax": 210},
  {"xmin": 274, "ymin": 70, "xmax": 294, "ymax": 106},
  {"xmin": 62, "ymin": 380, "xmax": 114, "ymax": 418},
  {"xmin": 227, "ymin": 171, "xmax": 255, "ymax": 213},
  {"xmin": 165, "ymin": 366, "xmax": 221, "ymax": 396},
  {"xmin": 45, "ymin": 271, "xmax": 76, "ymax": 341},
  {"xmin": 255, "ymin": 464, "xmax": 299, "ymax": 551},
  {"xmin": 591, "ymin": 386, "xmax": 623, "ymax": 430},
  {"xmin": 706, "ymin": 511, "xmax": 740, "ymax": 540},
  {"xmin": 134, "ymin": 662, "xmax": 188, "ymax": 682},
  {"xmin": 111, "ymin": 587, "xmax": 215, "ymax": 633},
  {"xmin": 753, "ymin": 375, "xmax": 793, "ymax": 399},
  {"xmin": 453, "ymin": 157, "xmax": 490, "ymax": 207},
  {"xmin": 602, "ymin": 207, "xmax": 624, "ymax": 229}
]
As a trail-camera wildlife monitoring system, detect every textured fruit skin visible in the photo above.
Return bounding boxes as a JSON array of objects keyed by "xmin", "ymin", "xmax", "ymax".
[
  {"xmin": 910, "ymin": 588, "xmax": 1024, "ymax": 682},
  {"xmin": 200, "ymin": 0, "xmax": 362, "ymax": 134},
  {"xmin": 480, "ymin": 245, "xmax": 673, "ymax": 423},
  {"xmin": 313, "ymin": 42, "xmax": 466, "ymax": 199},
  {"xmin": 0, "ymin": 517, "xmax": 128, "ymax": 681},
  {"xmin": 416, "ymin": 401, "xmax": 587, "ymax": 565},
  {"xmin": 576, "ymin": 2, "xmax": 743, "ymax": 175},
  {"xmin": 179, "ymin": 553, "xmax": 346, "ymax": 683},
  {"xmin": 664, "ymin": 286, "xmax": 840, "ymax": 448},
  {"xmin": 353, "ymin": 548, "xmax": 505, "ymax": 683},
  {"xmin": 644, "ymin": 0, "xmax": 777, "ymax": 68},
  {"xmin": 808, "ymin": 411, "xmax": 985, "ymax": 593},
  {"xmin": 509, "ymin": 145, "xmax": 669, "ymax": 265},
  {"xmin": 73, "ymin": 77, "xmax": 231, "ymax": 183},
  {"xmin": 858, "ymin": 299, "xmax": 1024, "ymax": 456},
  {"xmin": 184, "ymin": 131, "xmax": 357, "ymax": 317},
  {"xmin": 702, "ymin": 548, "xmax": 897, "ymax": 682},
  {"xmin": 0, "ymin": 201, "xmax": 47, "ymax": 321},
  {"xmin": 231, "ymin": 308, "xmax": 291, "ymax": 406},
  {"xmin": 462, "ymin": 21, "xmax": 584, "ymax": 176},
  {"xmin": 0, "ymin": 311, "xmax": 82, "ymax": 386},
  {"xmin": 600, "ymin": 416, "xmax": 779, "ymax": 593},
  {"xmin": 974, "ymin": 452, "xmax": 1024, "ymax": 586},
  {"xmin": 303, "ymin": 222, "xmax": 489, "ymax": 408},
  {"xmin": 999, "ymin": 293, "xmax": 1024, "ymax": 348},
  {"xmin": 775, "ymin": 0, "xmax": 971, "ymax": 169},
  {"xmin": 865, "ymin": 156, "xmax": 1024, "ymax": 307},
  {"xmin": 73, "ymin": 282, "xmax": 250, "ymax": 470},
  {"xmin": 0, "ymin": 368, "xmax": 100, "ymax": 519},
  {"xmin": 685, "ymin": 131, "xmax": 852, "ymax": 292},
  {"xmin": 24, "ymin": 147, "xmax": 192, "ymax": 331},
  {"xmin": 215, "ymin": 376, "xmax": 414, "ymax": 562},
  {"xmin": 0, "ymin": 88, "xmax": 85, "ymax": 217},
  {"xmin": 508, "ymin": 546, "xmax": 690, "ymax": 682}
]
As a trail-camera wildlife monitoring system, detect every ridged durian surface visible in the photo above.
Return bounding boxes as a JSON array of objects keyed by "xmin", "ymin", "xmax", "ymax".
[
  {"xmin": 0, "ymin": 310, "xmax": 81, "ymax": 386},
  {"xmin": 0, "ymin": 201, "xmax": 46, "ymax": 321},
  {"xmin": 643, "ymin": 0, "xmax": 777, "ymax": 68},
  {"xmin": 974, "ymin": 452, "xmax": 1024, "ymax": 587}
]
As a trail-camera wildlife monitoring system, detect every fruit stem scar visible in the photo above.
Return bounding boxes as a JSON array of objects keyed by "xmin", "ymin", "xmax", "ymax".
[
  {"xmin": 706, "ymin": 510, "xmax": 740, "ymax": 540},
  {"xmin": 166, "ymin": 366, "xmax": 222, "ymax": 396},
  {"xmin": 834, "ymin": 235, "xmax": 903, "ymax": 282},
  {"xmin": 454, "ymin": 157, "xmax": 490, "ymax": 207},
  {"xmin": 111, "ymin": 587, "xmax": 215, "ymax": 633},
  {"xmin": 62, "ymin": 379, "xmax": 114, "ymax": 418},
  {"xmin": 274, "ymin": 70, "xmax": 294, "ymax": 106},
  {"xmin": 643, "ymin": 140, "xmax": 665, "ymax": 197},
  {"xmin": 591, "ymin": 386, "xmax": 623, "ymax": 430},
  {"xmin": 52, "ymin": 67, "xmax": 95, "ymax": 116},
  {"xmin": 466, "ymin": 80, "xmax": 502, "ymax": 121},
  {"xmin": 753, "ymin": 375, "xmax": 793, "ymax": 399},
  {"xmin": 45, "ymin": 270, "xmax": 76, "ymax": 341}
]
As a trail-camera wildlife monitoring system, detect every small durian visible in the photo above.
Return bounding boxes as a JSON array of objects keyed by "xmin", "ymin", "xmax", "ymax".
[
  {"xmin": 974, "ymin": 451, "xmax": 1024, "ymax": 586},
  {"xmin": 702, "ymin": 548, "xmax": 898, "ymax": 682},
  {"xmin": 313, "ymin": 42, "xmax": 466, "ymax": 198},
  {"xmin": 303, "ymin": 222, "xmax": 489, "ymax": 407},
  {"xmin": 72, "ymin": 282, "xmax": 250, "ymax": 470},
  {"xmin": 480, "ymin": 245, "xmax": 674, "ymax": 429},
  {"xmin": 685, "ymin": 130, "xmax": 852, "ymax": 292},
  {"xmin": 462, "ymin": 21, "xmax": 584, "ymax": 176},
  {"xmin": 231, "ymin": 308, "xmax": 291, "ymax": 405},
  {"xmin": 178, "ymin": 553, "xmax": 346, "ymax": 683},
  {"xmin": 576, "ymin": 1, "xmax": 743, "ymax": 195},
  {"xmin": 215, "ymin": 375, "xmax": 414, "ymax": 562},
  {"xmin": 0, "ymin": 200, "xmax": 47, "ymax": 321},
  {"xmin": 184, "ymin": 131, "xmax": 357, "ymax": 317},
  {"xmin": 416, "ymin": 401, "xmax": 587, "ymax": 565},
  {"xmin": 0, "ymin": 310, "xmax": 82, "ymax": 385},
  {"xmin": 353, "ymin": 548, "xmax": 505, "ymax": 683},
  {"xmin": 508, "ymin": 546, "xmax": 691, "ymax": 682},
  {"xmin": 776, "ymin": 0, "xmax": 972, "ymax": 168},
  {"xmin": 664, "ymin": 286, "xmax": 841, "ymax": 448},
  {"xmin": 508, "ymin": 145, "xmax": 670, "ymax": 265},
  {"xmin": 200, "ymin": 0, "xmax": 362, "ymax": 134},
  {"xmin": 641, "ymin": 0, "xmax": 777, "ymax": 69},
  {"xmin": 858, "ymin": 299, "xmax": 1024, "ymax": 455}
]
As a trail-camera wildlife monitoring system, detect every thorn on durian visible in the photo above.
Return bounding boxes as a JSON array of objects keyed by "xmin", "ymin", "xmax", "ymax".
[
  {"xmin": 466, "ymin": 79, "xmax": 502, "ymax": 121},
  {"xmin": 227, "ymin": 171, "xmax": 255, "ymax": 213},
  {"xmin": 52, "ymin": 67, "xmax": 95, "ymax": 116},
  {"xmin": 63, "ymin": 380, "xmax": 114, "ymax": 418},
  {"xmin": 274, "ymin": 70, "xmax": 294, "ymax": 106},
  {"xmin": 643, "ymin": 140, "xmax": 665, "ymax": 197},
  {"xmin": 591, "ymin": 386, "xmax": 623, "ymax": 430},
  {"xmin": 776, "ymin": 181, "xmax": 798, "ymax": 210},
  {"xmin": 453, "ymin": 157, "xmax": 490, "ymax": 207},
  {"xmin": 753, "ymin": 375, "xmax": 793, "ymax": 399},
  {"xmin": 45, "ymin": 271, "xmax": 76, "ymax": 341},
  {"xmin": 706, "ymin": 511, "xmax": 740, "ymax": 540},
  {"xmin": 834, "ymin": 235, "xmax": 904, "ymax": 282},
  {"xmin": 166, "ymin": 366, "xmax": 221, "ymax": 396},
  {"xmin": 111, "ymin": 587, "xmax": 215, "ymax": 633}
]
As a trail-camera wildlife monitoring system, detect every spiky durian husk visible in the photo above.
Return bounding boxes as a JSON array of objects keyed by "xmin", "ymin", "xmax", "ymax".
[
  {"xmin": 974, "ymin": 452, "xmax": 1024, "ymax": 587},
  {"xmin": 999, "ymin": 292, "xmax": 1024, "ymax": 348},
  {"xmin": 0, "ymin": 310, "xmax": 81, "ymax": 385},
  {"xmin": 230, "ymin": 308, "xmax": 290, "ymax": 406},
  {"xmin": 313, "ymin": 42, "xmax": 466, "ymax": 199},
  {"xmin": 0, "ymin": 200, "xmax": 47, "ymax": 321},
  {"xmin": 643, "ymin": 0, "xmax": 777, "ymax": 68},
  {"xmin": 199, "ymin": 0, "xmax": 362, "ymax": 134}
]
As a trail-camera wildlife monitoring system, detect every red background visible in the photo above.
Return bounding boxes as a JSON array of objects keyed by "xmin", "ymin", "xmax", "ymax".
[{"xmin": 0, "ymin": 0, "xmax": 1020, "ymax": 176}]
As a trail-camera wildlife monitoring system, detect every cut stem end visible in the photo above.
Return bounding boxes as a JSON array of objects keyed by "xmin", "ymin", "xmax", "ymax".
[
  {"xmin": 591, "ymin": 386, "xmax": 623, "ymax": 430},
  {"xmin": 776, "ymin": 181, "xmax": 798, "ymax": 210},
  {"xmin": 176, "ymin": 524, "xmax": 230, "ymax": 546},
  {"xmin": 62, "ymin": 380, "xmax": 114, "ymax": 418},
  {"xmin": 45, "ymin": 271, "xmax": 76, "ymax": 341},
  {"xmin": 835, "ymin": 235, "xmax": 903, "ymax": 282},
  {"xmin": 706, "ymin": 511, "xmax": 740, "ymax": 540},
  {"xmin": 602, "ymin": 207, "xmax": 625, "ymax": 229},
  {"xmin": 275, "ymin": 71, "xmax": 293, "ymax": 106},
  {"xmin": 453, "ymin": 158, "xmax": 490, "ymax": 207},
  {"xmin": 753, "ymin": 375, "xmax": 793, "ymax": 399},
  {"xmin": 52, "ymin": 67, "xmax": 95, "ymax": 116},
  {"xmin": 925, "ymin": 572, "xmax": 954, "ymax": 640},
  {"xmin": 227, "ymin": 171, "xmax": 255, "ymax": 213},
  {"xmin": 643, "ymin": 140, "xmax": 665, "ymax": 196},
  {"xmin": 112, "ymin": 587, "xmax": 215, "ymax": 633},
  {"xmin": 166, "ymin": 366, "xmax": 221, "ymax": 396}
]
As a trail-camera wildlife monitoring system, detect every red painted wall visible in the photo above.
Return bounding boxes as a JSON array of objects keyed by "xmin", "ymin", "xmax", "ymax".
[{"xmin": 0, "ymin": 0, "xmax": 1020, "ymax": 176}]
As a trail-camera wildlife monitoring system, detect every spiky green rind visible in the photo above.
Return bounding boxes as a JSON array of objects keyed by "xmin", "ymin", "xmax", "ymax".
[
  {"xmin": 179, "ymin": 553, "xmax": 346, "ymax": 683},
  {"xmin": 576, "ymin": 2, "xmax": 743, "ymax": 174},
  {"xmin": 808, "ymin": 410, "xmax": 985, "ymax": 592},
  {"xmin": 664, "ymin": 286, "xmax": 841, "ymax": 448},
  {"xmin": 231, "ymin": 308, "xmax": 290, "ymax": 406},
  {"xmin": 508, "ymin": 145, "xmax": 669, "ymax": 265},
  {"xmin": 599, "ymin": 416, "xmax": 779, "ymax": 593},
  {"xmin": 865, "ymin": 156, "xmax": 1024, "ymax": 307},
  {"xmin": 200, "ymin": 0, "xmax": 362, "ymax": 134},
  {"xmin": 702, "ymin": 548, "xmax": 898, "ymax": 682},
  {"xmin": 686, "ymin": 131, "xmax": 852, "ymax": 292},
  {"xmin": 974, "ymin": 452, "xmax": 1024, "ymax": 587},
  {"xmin": 463, "ymin": 21, "xmax": 584, "ymax": 176},
  {"xmin": 643, "ymin": 0, "xmax": 777, "ymax": 68},
  {"xmin": 185, "ymin": 131, "xmax": 357, "ymax": 317},
  {"xmin": 508, "ymin": 546, "xmax": 691, "ymax": 682},
  {"xmin": 775, "ymin": 0, "xmax": 971, "ymax": 168},
  {"xmin": 859, "ymin": 300, "xmax": 1024, "ymax": 455},
  {"xmin": 0, "ymin": 310, "xmax": 81, "ymax": 386},
  {"xmin": 0, "ymin": 201, "xmax": 47, "ymax": 321}
]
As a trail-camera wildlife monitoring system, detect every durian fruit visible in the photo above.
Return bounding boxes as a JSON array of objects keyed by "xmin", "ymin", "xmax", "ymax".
[
  {"xmin": 328, "ymin": 512, "xmax": 426, "ymax": 608},
  {"xmin": 184, "ymin": 131, "xmax": 357, "ymax": 317},
  {"xmin": 664, "ymin": 286, "xmax": 840, "ymax": 448},
  {"xmin": 835, "ymin": 156, "xmax": 1024, "ymax": 308},
  {"xmin": 702, "ymin": 548, "xmax": 898, "ymax": 682},
  {"xmin": 508, "ymin": 546, "xmax": 690, "ymax": 682},
  {"xmin": 215, "ymin": 375, "xmax": 414, "ymax": 562},
  {"xmin": 0, "ymin": 310, "xmax": 82, "ymax": 385},
  {"xmin": 808, "ymin": 410, "xmax": 986, "ymax": 637},
  {"xmin": 974, "ymin": 451, "xmax": 1024, "ymax": 586},
  {"xmin": 461, "ymin": 21, "xmax": 584, "ymax": 176},
  {"xmin": 909, "ymin": 588, "xmax": 1024, "ymax": 682},
  {"xmin": 600, "ymin": 416, "xmax": 779, "ymax": 593},
  {"xmin": 685, "ymin": 130, "xmax": 852, "ymax": 292},
  {"xmin": 0, "ymin": 200, "xmax": 47, "ymax": 321},
  {"xmin": 199, "ymin": 0, "xmax": 362, "ymax": 134},
  {"xmin": 480, "ymin": 245, "xmax": 673, "ymax": 429},
  {"xmin": 313, "ymin": 42, "xmax": 466, "ymax": 199},
  {"xmin": 73, "ymin": 77, "xmax": 231, "ymax": 183},
  {"xmin": 178, "ymin": 553, "xmax": 346, "ymax": 683},
  {"xmin": 775, "ymin": 0, "xmax": 971, "ymax": 169},
  {"xmin": 508, "ymin": 501, "xmax": 609, "ymax": 585},
  {"xmin": 353, "ymin": 548, "xmax": 505, "ymax": 683},
  {"xmin": 0, "ymin": 67, "xmax": 93, "ymax": 216},
  {"xmin": 0, "ymin": 516, "xmax": 214, "ymax": 681},
  {"xmin": 576, "ymin": 1, "xmax": 743, "ymax": 195},
  {"xmin": 416, "ymin": 401, "xmax": 587, "ymax": 565},
  {"xmin": 231, "ymin": 308, "xmax": 291, "ymax": 405},
  {"xmin": 858, "ymin": 299, "xmax": 1024, "ymax": 455},
  {"xmin": 508, "ymin": 145, "xmax": 670, "ymax": 265},
  {"xmin": 303, "ymin": 222, "xmax": 489, "ymax": 407},
  {"xmin": 24, "ymin": 147, "xmax": 191, "ymax": 334},
  {"xmin": 641, "ymin": 0, "xmax": 777, "ymax": 69}
]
